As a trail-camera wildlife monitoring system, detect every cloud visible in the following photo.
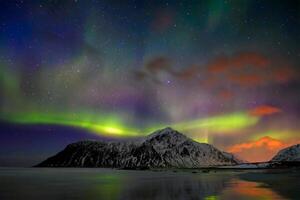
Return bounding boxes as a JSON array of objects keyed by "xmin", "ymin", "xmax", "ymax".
[
  {"xmin": 207, "ymin": 56, "xmax": 230, "ymax": 73},
  {"xmin": 228, "ymin": 136, "xmax": 284, "ymax": 153},
  {"xmin": 133, "ymin": 70, "xmax": 147, "ymax": 81},
  {"xmin": 229, "ymin": 52, "xmax": 270, "ymax": 69},
  {"xmin": 134, "ymin": 52, "xmax": 298, "ymax": 91},
  {"xmin": 133, "ymin": 56, "xmax": 173, "ymax": 83},
  {"xmin": 207, "ymin": 52, "xmax": 269, "ymax": 74},
  {"xmin": 151, "ymin": 9, "xmax": 174, "ymax": 32},
  {"xmin": 272, "ymin": 67, "xmax": 296, "ymax": 83},
  {"xmin": 249, "ymin": 105, "xmax": 282, "ymax": 116},
  {"xmin": 229, "ymin": 74, "xmax": 263, "ymax": 87},
  {"xmin": 173, "ymin": 64, "xmax": 199, "ymax": 80},
  {"xmin": 145, "ymin": 56, "xmax": 171, "ymax": 73},
  {"xmin": 218, "ymin": 89, "xmax": 234, "ymax": 100},
  {"xmin": 227, "ymin": 136, "xmax": 300, "ymax": 162},
  {"xmin": 206, "ymin": 52, "xmax": 298, "ymax": 88}
]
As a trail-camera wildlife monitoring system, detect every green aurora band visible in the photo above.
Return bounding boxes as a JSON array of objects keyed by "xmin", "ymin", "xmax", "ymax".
[
  {"xmin": 0, "ymin": 111, "xmax": 259, "ymax": 142},
  {"xmin": 0, "ymin": 51, "xmax": 259, "ymax": 142}
]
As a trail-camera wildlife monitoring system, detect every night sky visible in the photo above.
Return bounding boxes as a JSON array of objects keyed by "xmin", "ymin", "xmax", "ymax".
[{"xmin": 0, "ymin": 0, "xmax": 300, "ymax": 166}]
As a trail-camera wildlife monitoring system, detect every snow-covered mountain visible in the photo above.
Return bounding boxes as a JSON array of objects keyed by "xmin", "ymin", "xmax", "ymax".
[
  {"xmin": 271, "ymin": 144, "xmax": 300, "ymax": 162},
  {"xmin": 36, "ymin": 127, "xmax": 238, "ymax": 168},
  {"xmin": 222, "ymin": 152, "xmax": 244, "ymax": 164}
]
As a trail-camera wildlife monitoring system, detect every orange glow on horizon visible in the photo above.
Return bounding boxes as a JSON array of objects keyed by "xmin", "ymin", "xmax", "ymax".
[{"xmin": 227, "ymin": 136, "xmax": 300, "ymax": 162}]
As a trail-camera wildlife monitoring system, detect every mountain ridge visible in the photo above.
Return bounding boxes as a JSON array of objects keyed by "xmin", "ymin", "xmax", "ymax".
[{"xmin": 36, "ymin": 127, "xmax": 240, "ymax": 169}]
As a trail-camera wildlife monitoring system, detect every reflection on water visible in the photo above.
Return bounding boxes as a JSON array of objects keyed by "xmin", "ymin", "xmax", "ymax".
[
  {"xmin": 0, "ymin": 168, "xmax": 298, "ymax": 200},
  {"xmin": 220, "ymin": 179, "xmax": 286, "ymax": 200}
]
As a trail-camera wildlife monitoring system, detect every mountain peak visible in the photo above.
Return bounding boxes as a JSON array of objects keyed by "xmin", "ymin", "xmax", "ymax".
[
  {"xmin": 152, "ymin": 127, "xmax": 177, "ymax": 133},
  {"xmin": 162, "ymin": 127, "xmax": 176, "ymax": 131},
  {"xmin": 146, "ymin": 127, "xmax": 188, "ymax": 141}
]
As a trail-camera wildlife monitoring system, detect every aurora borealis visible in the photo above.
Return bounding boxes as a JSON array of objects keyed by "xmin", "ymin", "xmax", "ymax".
[{"xmin": 0, "ymin": 0, "xmax": 300, "ymax": 166}]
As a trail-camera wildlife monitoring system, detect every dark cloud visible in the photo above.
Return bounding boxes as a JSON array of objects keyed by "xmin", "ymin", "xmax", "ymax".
[
  {"xmin": 133, "ymin": 70, "xmax": 147, "ymax": 81},
  {"xmin": 135, "ymin": 51, "xmax": 299, "ymax": 91},
  {"xmin": 145, "ymin": 56, "xmax": 171, "ymax": 73},
  {"xmin": 272, "ymin": 67, "xmax": 296, "ymax": 83},
  {"xmin": 151, "ymin": 8, "xmax": 174, "ymax": 32},
  {"xmin": 133, "ymin": 56, "xmax": 173, "ymax": 84},
  {"xmin": 173, "ymin": 64, "xmax": 200, "ymax": 80},
  {"xmin": 206, "ymin": 52, "xmax": 298, "ymax": 88},
  {"xmin": 207, "ymin": 52, "xmax": 269, "ymax": 73}
]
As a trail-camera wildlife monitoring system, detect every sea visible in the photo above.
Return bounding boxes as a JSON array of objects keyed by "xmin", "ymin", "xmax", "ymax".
[{"xmin": 0, "ymin": 168, "xmax": 299, "ymax": 200}]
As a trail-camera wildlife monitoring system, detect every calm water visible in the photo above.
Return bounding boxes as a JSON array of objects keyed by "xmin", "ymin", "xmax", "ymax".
[{"xmin": 0, "ymin": 168, "xmax": 299, "ymax": 200}]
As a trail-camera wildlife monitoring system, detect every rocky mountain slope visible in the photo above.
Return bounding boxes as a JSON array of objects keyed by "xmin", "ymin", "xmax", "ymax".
[
  {"xmin": 271, "ymin": 144, "xmax": 300, "ymax": 162},
  {"xmin": 36, "ymin": 127, "xmax": 239, "ymax": 168},
  {"xmin": 222, "ymin": 152, "xmax": 245, "ymax": 164}
]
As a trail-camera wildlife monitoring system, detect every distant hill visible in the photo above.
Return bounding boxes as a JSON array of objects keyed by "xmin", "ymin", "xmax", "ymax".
[
  {"xmin": 272, "ymin": 144, "xmax": 300, "ymax": 162},
  {"xmin": 36, "ymin": 127, "xmax": 239, "ymax": 169},
  {"xmin": 223, "ymin": 144, "xmax": 300, "ymax": 169}
]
